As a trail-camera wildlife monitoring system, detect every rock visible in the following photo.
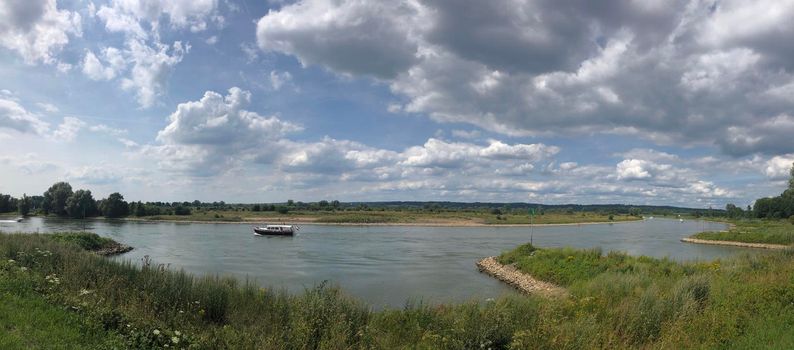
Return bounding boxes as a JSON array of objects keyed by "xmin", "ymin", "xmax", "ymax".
[{"xmin": 476, "ymin": 256, "xmax": 566, "ymax": 297}]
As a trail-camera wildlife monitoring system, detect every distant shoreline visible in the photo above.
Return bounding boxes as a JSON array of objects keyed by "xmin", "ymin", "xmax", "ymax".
[{"xmin": 119, "ymin": 217, "xmax": 643, "ymax": 227}]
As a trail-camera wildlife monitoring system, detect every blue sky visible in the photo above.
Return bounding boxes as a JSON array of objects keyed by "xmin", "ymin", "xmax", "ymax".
[{"xmin": 1, "ymin": 0, "xmax": 793, "ymax": 208}]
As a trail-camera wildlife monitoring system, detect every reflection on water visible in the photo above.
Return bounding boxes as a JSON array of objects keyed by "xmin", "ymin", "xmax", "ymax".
[{"xmin": 0, "ymin": 217, "xmax": 753, "ymax": 308}]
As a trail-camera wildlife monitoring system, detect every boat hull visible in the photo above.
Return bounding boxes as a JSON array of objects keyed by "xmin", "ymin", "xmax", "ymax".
[{"xmin": 253, "ymin": 228, "xmax": 294, "ymax": 236}]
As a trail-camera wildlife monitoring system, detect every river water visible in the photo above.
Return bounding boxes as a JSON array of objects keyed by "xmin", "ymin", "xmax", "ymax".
[{"xmin": 0, "ymin": 217, "xmax": 752, "ymax": 308}]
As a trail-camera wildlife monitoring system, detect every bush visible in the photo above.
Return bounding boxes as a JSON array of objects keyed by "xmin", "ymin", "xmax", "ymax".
[{"xmin": 173, "ymin": 206, "xmax": 191, "ymax": 216}]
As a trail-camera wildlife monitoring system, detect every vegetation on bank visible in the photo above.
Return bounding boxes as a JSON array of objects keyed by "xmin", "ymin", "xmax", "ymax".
[
  {"xmin": 498, "ymin": 243, "xmax": 694, "ymax": 287},
  {"xmin": 693, "ymin": 220, "xmax": 794, "ymax": 245},
  {"xmin": 2, "ymin": 232, "xmax": 794, "ymax": 348},
  {"xmin": 690, "ymin": 165, "xmax": 794, "ymax": 245},
  {"xmin": 2, "ymin": 181, "xmax": 728, "ymax": 224}
]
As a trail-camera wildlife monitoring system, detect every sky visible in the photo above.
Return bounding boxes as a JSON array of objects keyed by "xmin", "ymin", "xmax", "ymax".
[{"xmin": 1, "ymin": 0, "xmax": 793, "ymax": 208}]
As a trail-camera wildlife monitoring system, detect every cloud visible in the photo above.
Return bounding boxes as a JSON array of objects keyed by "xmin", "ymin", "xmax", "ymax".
[
  {"xmin": 52, "ymin": 116, "xmax": 86, "ymax": 141},
  {"xmin": 616, "ymin": 159, "xmax": 657, "ymax": 180},
  {"xmin": 64, "ymin": 164, "xmax": 129, "ymax": 185},
  {"xmin": 765, "ymin": 155, "xmax": 794, "ymax": 180},
  {"xmin": 256, "ymin": 0, "xmax": 423, "ymax": 79},
  {"xmin": 0, "ymin": 153, "xmax": 59, "ymax": 175},
  {"xmin": 89, "ymin": 124, "xmax": 127, "ymax": 137},
  {"xmin": 400, "ymin": 138, "xmax": 558, "ymax": 169},
  {"xmin": 451, "ymin": 129, "xmax": 481, "ymax": 140},
  {"xmin": 36, "ymin": 102, "xmax": 59, "ymax": 113},
  {"xmin": 121, "ymin": 39, "xmax": 188, "ymax": 108},
  {"xmin": 269, "ymin": 70, "xmax": 292, "ymax": 90},
  {"xmin": 148, "ymin": 87, "xmax": 302, "ymax": 175},
  {"xmin": 255, "ymin": 0, "xmax": 794, "ymax": 157},
  {"xmin": 82, "ymin": 50, "xmax": 116, "ymax": 80},
  {"xmin": 0, "ymin": 97, "xmax": 49, "ymax": 135},
  {"xmin": 96, "ymin": 0, "xmax": 219, "ymax": 38},
  {"xmin": 0, "ymin": 0, "xmax": 82, "ymax": 65}
]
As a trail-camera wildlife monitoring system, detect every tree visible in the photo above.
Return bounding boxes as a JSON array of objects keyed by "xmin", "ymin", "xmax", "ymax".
[
  {"xmin": 173, "ymin": 205, "xmax": 191, "ymax": 215},
  {"xmin": 66, "ymin": 190, "xmax": 97, "ymax": 219},
  {"xmin": 42, "ymin": 182, "xmax": 73, "ymax": 216},
  {"xmin": 0, "ymin": 194, "xmax": 16, "ymax": 213},
  {"xmin": 725, "ymin": 203, "xmax": 744, "ymax": 219},
  {"xmin": 134, "ymin": 201, "xmax": 147, "ymax": 217},
  {"xmin": 17, "ymin": 194, "xmax": 30, "ymax": 216},
  {"xmin": 252, "ymin": 204, "xmax": 261, "ymax": 212},
  {"xmin": 101, "ymin": 192, "xmax": 129, "ymax": 218}
]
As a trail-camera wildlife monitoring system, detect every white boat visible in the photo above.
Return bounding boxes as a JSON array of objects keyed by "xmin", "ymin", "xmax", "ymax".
[
  {"xmin": 0, "ymin": 217, "xmax": 23, "ymax": 223},
  {"xmin": 253, "ymin": 224, "xmax": 298, "ymax": 236}
]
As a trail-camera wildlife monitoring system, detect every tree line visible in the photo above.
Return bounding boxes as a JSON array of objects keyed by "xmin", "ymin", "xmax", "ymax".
[
  {"xmin": 5, "ymin": 166, "xmax": 794, "ymax": 220},
  {"xmin": 0, "ymin": 182, "xmax": 194, "ymax": 219},
  {"xmin": 723, "ymin": 163, "xmax": 794, "ymax": 220}
]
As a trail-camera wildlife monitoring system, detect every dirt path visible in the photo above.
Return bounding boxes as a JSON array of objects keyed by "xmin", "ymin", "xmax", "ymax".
[
  {"xmin": 681, "ymin": 237, "xmax": 791, "ymax": 250},
  {"xmin": 476, "ymin": 257, "xmax": 566, "ymax": 297}
]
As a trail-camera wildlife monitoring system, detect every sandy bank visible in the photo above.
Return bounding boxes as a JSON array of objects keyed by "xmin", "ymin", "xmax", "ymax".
[
  {"xmin": 681, "ymin": 237, "xmax": 790, "ymax": 250},
  {"xmin": 476, "ymin": 257, "xmax": 566, "ymax": 296}
]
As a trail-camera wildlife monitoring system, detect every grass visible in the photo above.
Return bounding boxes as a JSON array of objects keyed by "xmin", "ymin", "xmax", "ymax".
[
  {"xmin": 692, "ymin": 219, "xmax": 794, "ymax": 245},
  {"xmin": 137, "ymin": 209, "xmax": 641, "ymax": 226},
  {"xmin": 3, "ymin": 232, "xmax": 794, "ymax": 348},
  {"xmin": 48, "ymin": 232, "xmax": 118, "ymax": 251},
  {"xmin": 498, "ymin": 243, "xmax": 698, "ymax": 287}
]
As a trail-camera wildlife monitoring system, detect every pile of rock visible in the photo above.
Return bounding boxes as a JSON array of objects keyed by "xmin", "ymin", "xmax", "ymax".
[{"xmin": 476, "ymin": 256, "xmax": 565, "ymax": 297}]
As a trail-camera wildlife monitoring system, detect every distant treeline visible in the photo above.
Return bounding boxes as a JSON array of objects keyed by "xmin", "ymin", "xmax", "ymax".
[
  {"xmin": 739, "ymin": 164, "xmax": 794, "ymax": 220},
  {"xmin": 21, "ymin": 173, "xmax": 794, "ymax": 220}
]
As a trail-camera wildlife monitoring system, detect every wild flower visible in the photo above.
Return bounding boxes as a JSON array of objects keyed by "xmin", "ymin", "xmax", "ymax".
[
  {"xmin": 174, "ymin": 331, "xmax": 181, "ymax": 336},
  {"xmin": 172, "ymin": 336, "xmax": 180, "ymax": 344},
  {"xmin": 19, "ymin": 267, "xmax": 27, "ymax": 271},
  {"xmin": 7, "ymin": 259, "xmax": 14, "ymax": 264},
  {"xmin": 153, "ymin": 329, "xmax": 161, "ymax": 335},
  {"xmin": 45, "ymin": 274, "xmax": 60, "ymax": 284}
]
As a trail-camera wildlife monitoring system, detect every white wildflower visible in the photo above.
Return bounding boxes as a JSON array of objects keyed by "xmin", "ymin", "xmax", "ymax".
[{"xmin": 153, "ymin": 329, "xmax": 161, "ymax": 335}]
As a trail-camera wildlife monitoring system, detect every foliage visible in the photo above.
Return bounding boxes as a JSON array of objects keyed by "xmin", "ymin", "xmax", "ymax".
[
  {"xmin": 65, "ymin": 190, "xmax": 98, "ymax": 219},
  {"xmin": 16, "ymin": 194, "xmax": 30, "ymax": 216},
  {"xmin": 752, "ymin": 163, "xmax": 794, "ymax": 219},
  {"xmin": 0, "ymin": 194, "xmax": 18, "ymax": 213},
  {"xmin": 4, "ymin": 233, "xmax": 794, "ymax": 348},
  {"xmin": 100, "ymin": 192, "xmax": 129, "ymax": 218},
  {"xmin": 172, "ymin": 205, "xmax": 191, "ymax": 216},
  {"xmin": 498, "ymin": 243, "xmax": 688, "ymax": 287},
  {"xmin": 42, "ymin": 182, "xmax": 73, "ymax": 216},
  {"xmin": 48, "ymin": 232, "xmax": 117, "ymax": 251},
  {"xmin": 693, "ymin": 220, "xmax": 794, "ymax": 245}
]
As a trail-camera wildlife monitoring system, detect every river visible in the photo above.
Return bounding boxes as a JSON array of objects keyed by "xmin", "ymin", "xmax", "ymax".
[{"xmin": 1, "ymin": 217, "xmax": 751, "ymax": 308}]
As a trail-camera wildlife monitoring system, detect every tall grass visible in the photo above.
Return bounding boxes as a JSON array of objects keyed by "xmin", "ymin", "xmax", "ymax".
[
  {"xmin": 693, "ymin": 219, "xmax": 794, "ymax": 245},
  {"xmin": 3, "ymin": 233, "xmax": 794, "ymax": 348}
]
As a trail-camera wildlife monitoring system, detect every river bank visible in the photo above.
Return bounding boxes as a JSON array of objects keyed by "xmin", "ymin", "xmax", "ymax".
[
  {"xmin": 4, "ymin": 232, "xmax": 794, "ymax": 348},
  {"xmin": 122, "ymin": 216, "xmax": 642, "ymax": 227},
  {"xmin": 476, "ymin": 256, "xmax": 565, "ymax": 296},
  {"xmin": 681, "ymin": 237, "xmax": 790, "ymax": 250}
]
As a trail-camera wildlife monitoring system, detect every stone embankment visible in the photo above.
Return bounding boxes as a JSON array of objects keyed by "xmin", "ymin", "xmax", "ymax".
[
  {"xmin": 94, "ymin": 243, "xmax": 133, "ymax": 256},
  {"xmin": 476, "ymin": 257, "xmax": 565, "ymax": 297},
  {"xmin": 681, "ymin": 237, "xmax": 790, "ymax": 250}
]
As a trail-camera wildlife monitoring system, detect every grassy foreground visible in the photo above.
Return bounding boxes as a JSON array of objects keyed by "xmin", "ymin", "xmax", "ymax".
[
  {"xmin": 3, "ymin": 233, "xmax": 794, "ymax": 348},
  {"xmin": 136, "ymin": 209, "xmax": 639, "ymax": 225},
  {"xmin": 692, "ymin": 219, "xmax": 794, "ymax": 245}
]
